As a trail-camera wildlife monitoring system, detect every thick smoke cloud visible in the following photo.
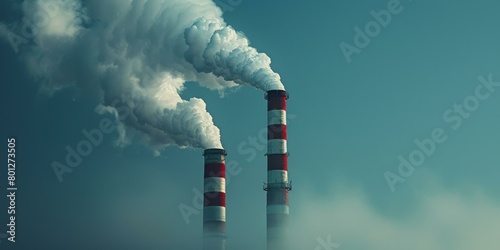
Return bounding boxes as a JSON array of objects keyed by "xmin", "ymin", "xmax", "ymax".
[
  {"xmin": 1, "ymin": 0, "xmax": 283, "ymax": 151},
  {"xmin": 184, "ymin": 18, "xmax": 284, "ymax": 91}
]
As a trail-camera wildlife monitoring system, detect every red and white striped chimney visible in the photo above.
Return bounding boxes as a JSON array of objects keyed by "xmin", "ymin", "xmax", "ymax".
[
  {"xmin": 264, "ymin": 90, "xmax": 291, "ymax": 250},
  {"xmin": 203, "ymin": 148, "xmax": 227, "ymax": 250}
]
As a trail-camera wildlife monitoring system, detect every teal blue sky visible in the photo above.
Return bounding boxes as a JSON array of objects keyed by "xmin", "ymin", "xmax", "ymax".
[{"xmin": 1, "ymin": 0, "xmax": 500, "ymax": 249}]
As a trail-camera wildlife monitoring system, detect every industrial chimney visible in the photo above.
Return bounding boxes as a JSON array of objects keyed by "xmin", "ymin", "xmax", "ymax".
[
  {"xmin": 264, "ymin": 90, "xmax": 291, "ymax": 250},
  {"xmin": 203, "ymin": 148, "xmax": 227, "ymax": 250}
]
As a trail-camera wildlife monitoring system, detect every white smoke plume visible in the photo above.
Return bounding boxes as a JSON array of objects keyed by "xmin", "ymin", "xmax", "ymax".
[
  {"xmin": 184, "ymin": 18, "xmax": 284, "ymax": 91},
  {"xmin": 1, "ymin": 0, "xmax": 283, "ymax": 150}
]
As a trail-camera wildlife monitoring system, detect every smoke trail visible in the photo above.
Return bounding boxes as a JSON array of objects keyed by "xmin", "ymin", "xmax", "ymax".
[
  {"xmin": 184, "ymin": 18, "xmax": 285, "ymax": 91},
  {"xmin": 1, "ymin": 0, "xmax": 283, "ymax": 151}
]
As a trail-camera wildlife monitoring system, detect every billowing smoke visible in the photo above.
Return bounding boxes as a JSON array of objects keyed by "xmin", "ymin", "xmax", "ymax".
[
  {"xmin": 0, "ymin": 0, "xmax": 283, "ymax": 151},
  {"xmin": 184, "ymin": 18, "xmax": 284, "ymax": 91}
]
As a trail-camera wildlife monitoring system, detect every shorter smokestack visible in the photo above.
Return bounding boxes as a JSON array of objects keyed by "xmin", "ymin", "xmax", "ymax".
[{"xmin": 203, "ymin": 148, "xmax": 227, "ymax": 250}]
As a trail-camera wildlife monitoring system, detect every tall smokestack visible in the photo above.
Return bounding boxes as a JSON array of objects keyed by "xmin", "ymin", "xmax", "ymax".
[
  {"xmin": 203, "ymin": 148, "xmax": 227, "ymax": 250},
  {"xmin": 264, "ymin": 90, "xmax": 291, "ymax": 250}
]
